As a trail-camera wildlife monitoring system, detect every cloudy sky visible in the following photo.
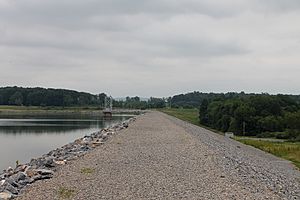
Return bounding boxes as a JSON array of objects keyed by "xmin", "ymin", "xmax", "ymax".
[{"xmin": 0, "ymin": 0, "xmax": 299, "ymax": 97}]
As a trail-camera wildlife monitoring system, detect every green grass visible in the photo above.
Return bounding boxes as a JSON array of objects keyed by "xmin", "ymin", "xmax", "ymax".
[
  {"xmin": 0, "ymin": 106, "xmax": 140, "ymax": 118},
  {"xmin": 0, "ymin": 105, "xmax": 104, "ymax": 116},
  {"xmin": 0, "ymin": 105, "xmax": 102, "ymax": 111},
  {"xmin": 236, "ymin": 139, "xmax": 300, "ymax": 169},
  {"xmin": 159, "ymin": 108, "xmax": 222, "ymax": 134},
  {"xmin": 58, "ymin": 187, "xmax": 75, "ymax": 199},
  {"xmin": 0, "ymin": 105, "xmax": 41, "ymax": 110},
  {"xmin": 80, "ymin": 167, "xmax": 95, "ymax": 174},
  {"xmin": 158, "ymin": 108, "xmax": 199, "ymax": 125}
]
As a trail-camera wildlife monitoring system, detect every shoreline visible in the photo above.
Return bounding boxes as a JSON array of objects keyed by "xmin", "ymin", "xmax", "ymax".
[
  {"xmin": 0, "ymin": 115, "xmax": 138, "ymax": 199},
  {"xmin": 0, "ymin": 108, "xmax": 143, "ymax": 117}
]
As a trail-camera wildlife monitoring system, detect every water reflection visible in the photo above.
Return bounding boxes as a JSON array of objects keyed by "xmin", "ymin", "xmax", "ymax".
[{"xmin": 0, "ymin": 114, "xmax": 132, "ymax": 170}]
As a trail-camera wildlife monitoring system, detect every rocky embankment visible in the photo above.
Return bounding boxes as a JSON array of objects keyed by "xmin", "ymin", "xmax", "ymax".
[{"xmin": 0, "ymin": 117, "xmax": 136, "ymax": 200}]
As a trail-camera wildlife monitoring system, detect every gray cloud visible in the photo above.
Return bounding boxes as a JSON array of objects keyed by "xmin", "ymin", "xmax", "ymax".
[{"xmin": 0, "ymin": 0, "xmax": 299, "ymax": 97}]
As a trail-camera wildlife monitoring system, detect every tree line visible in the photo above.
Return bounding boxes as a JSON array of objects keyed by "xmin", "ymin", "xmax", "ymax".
[
  {"xmin": 113, "ymin": 96, "xmax": 166, "ymax": 109},
  {"xmin": 2, "ymin": 87, "xmax": 299, "ymax": 139},
  {"xmin": 170, "ymin": 91, "xmax": 300, "ymax": 108},
  {"xmin": 197, "ymin": 94, "xmax": 300, "ymax": 140},
  {"xmin": 0, "ymin": 86, "xmax": 107, "ymax": 107},
  {"xmin": 170, "ymin": 91, "xmax": 300, "ymax": 140},
  {"xmin": 0, "ymin": 87, "xmax": 166, "ymax": 109}
]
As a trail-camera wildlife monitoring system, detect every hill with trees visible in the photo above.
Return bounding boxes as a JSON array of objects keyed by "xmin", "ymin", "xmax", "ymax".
[
  {"xmin": 170, "ymin": 91, "xmax": 300, "ymax": 140},
  {"xmin": 0, "ymin": 86, "xmax": 167, "ymax": 109},
  {"xmin": 170, "ymin": 91, "xmax": 300, "ymax": 108},
  {"xmin": 0, "ymin": 86, "xmax": 107, "ymax": 107}
]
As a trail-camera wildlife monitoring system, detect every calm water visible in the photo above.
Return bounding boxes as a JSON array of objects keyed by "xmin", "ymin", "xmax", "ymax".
[{"xmin": 0, "ymin": 114, "xmax": 132, "ymax": 170}]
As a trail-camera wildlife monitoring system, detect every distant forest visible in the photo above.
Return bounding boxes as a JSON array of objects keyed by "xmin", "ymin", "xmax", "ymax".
[
  {"xmin": 0, "ymin": 86, "xmax": 106, "ymax": 107},
  {"xmin": 0, "ymin": 87, "xmax": 166, "ymax": 109},
  {"xmin": 171, "ymin": 91, "xmax": 300, "ymax": 140},
  {"xmin": 113, "ymin": 96, "xmax": 166, "ymax": 109}
]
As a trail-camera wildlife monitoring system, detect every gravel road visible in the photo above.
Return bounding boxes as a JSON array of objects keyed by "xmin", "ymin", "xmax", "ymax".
[{"xmin": 17, "ymin": 111, "xmax": 300, "ymax": 200}]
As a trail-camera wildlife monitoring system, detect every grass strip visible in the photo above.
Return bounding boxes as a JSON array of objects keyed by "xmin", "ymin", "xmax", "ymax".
[
  {"xmin": 236, "ymin": 139, "xmax": 300, "ymax": 170},
  {"xmin": 158, "ymin": 108, "xmax": 222, "ymax": 134}
]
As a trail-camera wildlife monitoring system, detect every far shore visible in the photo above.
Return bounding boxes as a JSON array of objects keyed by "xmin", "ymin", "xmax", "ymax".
[{"xmin": 0, "ymin": 105, "xmax": 143, "ymax": 116}]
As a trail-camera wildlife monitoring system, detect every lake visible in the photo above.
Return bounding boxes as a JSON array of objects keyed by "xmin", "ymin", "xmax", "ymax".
[{"xmin": 0, "ymin": 114, "xmax": 132, "ymax": 170}]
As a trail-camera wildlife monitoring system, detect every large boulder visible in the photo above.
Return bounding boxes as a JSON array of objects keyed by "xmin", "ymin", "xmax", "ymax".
[
  {"xmin": 2, "ymin": 182, "xmax": 18, "ymax": 195},
  {"xmin": 44, "ymin": 157, "xmax": 55, "ymax": 168},
  {"xmin": 0, "ymin": 192, "xmax": 13, "ymax": 200},
  {"xmin": 10, "ymin": 172, "xmax": 26, "ymax": 183}
]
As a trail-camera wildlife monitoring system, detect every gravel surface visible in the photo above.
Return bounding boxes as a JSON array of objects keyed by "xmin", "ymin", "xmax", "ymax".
[{"xmin": 17, "ymin": 111, "xmax": 300, "ymax": 200}]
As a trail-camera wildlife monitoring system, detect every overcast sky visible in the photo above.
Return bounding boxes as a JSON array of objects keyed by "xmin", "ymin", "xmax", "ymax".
[{"xmin": 0, "ymin": 0, "xmax": 299, "ymax": 97}]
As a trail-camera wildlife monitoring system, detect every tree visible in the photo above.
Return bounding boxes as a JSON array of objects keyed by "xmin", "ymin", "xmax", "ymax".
[
  {"xmin": 249, "ymin": 95, "xmax": 282, "ymax": 116},
  {"xmin": 0, "ymin": 86, "xmax": 104, "ymax": 107},
  {"xmin": 63, "ymin": 95, "xmax": 74, "ymax": 107},
  {"xmin": 9, "ymin": 91, "xmax": 23, "ymax": 106},
  {"xmin": 285, "ymin": 111, "xmax": 300, "ymax": 130},
  {"xmin": 284, "ymin": 111, "xmax": 300, "ymax": 139},
  {"xmin": 207, "ymin": 101, "xmax": 223, "ymax": 129},
  {"xmin": 233, "ymin": 104, "xmax": 255, "ymax": 134},
  {"xmin": 199, "ymin": 99, "xmax": 209, "ymax": 125},
  {"xmin": 26, "ymin": 91, "xmax": 45, "ymax": 106},
  {"xmin": 98, "ymin": 93, "xmax": 107, "ymax": 108},
  {"xmin": 0, "ymin": 94, "xmax": 3, "ymax": 105},
  {"xmin": 196, "ymin": 93, "xmax": 300, "ymax": 138},
  {"xmin": 148, "ymin": 97, "xmax": 165, "ymax": 108},
  {"xmin": 220, "ymin": 115, "xmax": 231, "ymax": 132},
  {"xmin": 258, "ymin": 116, "xmax": 284, "ymax": 132},
  {"xmin": 78, "ymin": 95, "xmax": 89, "ymax": 106},
  {"xmin": 228, "ymin": 117, "xmax": 238, "ymax": 132}
]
